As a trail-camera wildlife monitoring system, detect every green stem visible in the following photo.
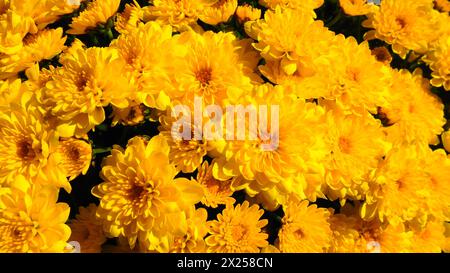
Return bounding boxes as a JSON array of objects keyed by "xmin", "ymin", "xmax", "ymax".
[
  {"xmin": 93, "ymin": 147, "xmax": 112, "ymax": 155},
  {"xmin": 326, "ymin": 11, "xmax": 343, "ymax": 28}
]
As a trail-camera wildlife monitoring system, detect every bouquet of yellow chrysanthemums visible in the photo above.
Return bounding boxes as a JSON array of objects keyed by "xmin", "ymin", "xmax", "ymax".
[{"xmin": 1, "ymin": 0, "xmax": 450, "ymax": 253}]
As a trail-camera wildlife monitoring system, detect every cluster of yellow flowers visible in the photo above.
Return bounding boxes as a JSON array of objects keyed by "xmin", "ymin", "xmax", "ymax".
[{"xmin": 1, "ymin": 0, "xmax": 450, "ymax": 253}]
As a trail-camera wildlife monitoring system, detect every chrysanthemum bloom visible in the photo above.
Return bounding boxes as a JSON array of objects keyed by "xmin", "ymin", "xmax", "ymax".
[
  {"xmin": 199, "ymin": 0, "xmax": 237, "ymax": 25},
  {"xmin": 213, "ymin": 84, "xmax": 328, "ymax": 203},
  {"xmin": 258, "ymin": 0, "xmax": 324, "ymax": 16},
  {"xmin": 6, "ymin": 0, "xmax": 80, "ymax": 30},
  {"xmin": 195, "ymin": 161, "xmax": 235, "ymax": 208},
  {"xmin": 0, "ymin": 10, "xmax": 37, "ymax": 55},
  {"xmin": 0, "ymin": 176, "xmax": 71, "ymax": 253},
  {"xmin": 312, "ymin": 36, "xmax": 392, "ymax": 113},
  {"xmin": 410, "ymin": 221, "xmax": 446, "ymax": 253},
  {"xmin": 92, "ymin": 136, "xmax": 203, "ymax": 251},
  {"xmin": 111, "ymin": 103, "xmax": 145, "ymax": 127},
  {"xmin": 380, "ymin": 69, "xmax": 445, "ymax": 145},
  {"xmin": 115, "ymin": 1, "xmax": 144, "ymax": 34},
  {"xmin": 166, "ymin": 30, "xmax": 260, "ymax": 107},
  {"xmin": 111, "ymin": 22, "xmax": 178, "ymax": 110},
  {"xmin": 329, "ymin": 214, "xmax": 413, "ymax": 253},
  {"xmin": 40, "ymin": 46, "xmax": 133, "ymax": 137},
  {"xmin": 363, "ymin": 0, "xmax": 441, "ymax": 58},
  {"xmin": 158, "ymin": 107, "xmax": 225, "ymax": 173},
  {"xmin": 235, "ymin": 5, "xmax": 261, "ymax": 24},
  {"xmin": 323, "ymin": 111, "xmax": 390, "ymax": 201},
  {"xmin": 206, "ymin": 201, "xmax": 268, "ymax": 253},
  {"xmin": 54, "ymin": 138, "xmax": 92, "ymax": 181},
  {"xmin": 420, "ymin": 149, "xmax": 450, "ymax": 221},
  {"xmin": 1, "ymin": 27, "xmax": 66, "ymax": 80},
  {"xmin": 328, "ymin": 214, "xmax": 365, "ymax": 253},
  {"xmin": 423, "ymin": 36, "xmax": 450, "ymax": 91},
  {"xmin": 68, "ymin": 0, "xmax": 121, "ymax": 35},
  {"xmin": 69, "ymin": 204, "xmax": 106, "ymax": 253},
  {"xmin": 371, "ymin": 46, "xmax": 392, "ymax": 65},
  {"xmin": 277, "ymin": 201, "xmax": 331, "ymax": 253},
  {"xmin": 339, "ymin": 0, "xmax": 378, "ymax": 16},
  {"xmin": 246, "ymin": 7, "xmax": 334, "ymax": 66},
  {"xmin": 362, "ymin": 146, "xmax": 428, "ymax": 225},
  {"xmin": 168, "ymin": 208, "xmax": 208, "ymax": 253},
  {"xmin": 143, "ymin": 0, "xmax": 216, "ymax": 32},
  {"xmin": 0, "ymin": 103, "xmax": 69, "ymax": 190}
]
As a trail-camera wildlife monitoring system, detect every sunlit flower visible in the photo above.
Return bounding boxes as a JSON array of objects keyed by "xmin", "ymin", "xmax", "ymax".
[
  {"xmin": 92, "ymin": 136, "xmax": 203, "ymax": 251},
  {"xmin": 54, "ymin": 137, "xmax": 92, "ymax": 181},
  {"xmin": 168, "ymin": 208, "xmax": 209, "ymax": 253},
  {"xmin": 277, "ymin": 201, "xmax": 332, "ymax": 253},
  {"xmin": 68, "ymin": 0, "xmax": 121, "ymax": 35},
  {"xmin": 206, "ymin": 201, "xmax": 268, "ymax": 253},
  {"xmin": 0, "ymin": 176, "xmax": 71, "ymax": 253},
  {"xmin": 199, "ymin": 0, "xmax": 238, "ymax": 25},
  {"xmin": 235, "ymin": 5, "xmax": 261, "ymax": 24}
]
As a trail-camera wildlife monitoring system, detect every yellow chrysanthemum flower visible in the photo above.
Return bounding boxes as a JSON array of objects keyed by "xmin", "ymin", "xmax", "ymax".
[
  {"xmin": 111, "ymin": 103, "xmax": 145, "ymax": 127},
  {"xmin": 6, "ymin": 0, "xmax": 79, "ymax": 30},
  {"xmin": 157, "ymin": 111, "xmax": 208, "ymax": 173},
  {"xmin": 1, "ymin": 27, "xmax": 66, "ymax": 80},
  {"xmin": 0, "ymin": 10, "xmax": 36, "ymax": 56},
  {"xmin": 235, "ymin": 4, "xmax": 261, "ymax": 24},
  {"xmin": 410, "ymin": 220, "xmax": 446, "ymax": 253},
  {"xmin": 69, "ymin": 204, "xmax": 106, "ymax": 253},
  {"xmin": 40, "ymin": 46, "xmax": 133, "ymax": 137},
  {"xmin": 316, "ymin": 36, "xmax": 391, "ymax": 113},
  {"xmin": 363, "ymin": 0, "xmax": 441, "ymax": 58},
  {"xmin": 213, "ymin": 84, "xmax": 328, "ymax": 202},
  {"xmin": 277, "ymin": 201, "xmax": 332, "ymax": 253},
  {"xmin": 92, "ymin": 136, "xmax": 203, "ymax": 251},
  {"xmin": 111, "ymin": 22, "xmax": 177, "ymax": 110},
  {"xmin": 206, "ymin": 201, "xmax": 268, "ymax": 253},
  {"xmin": 166, "ymin": 30, "xmax": 260, "ymax": 107},
  {"xmin": 330, "ymin": 214, "xmax": 413, "ymax": 253},
  {"xmin": 0, "ymin": 103, "xmax": 69, "ymax": 190},
  {"xmin": 68, "ymin": 0, "xmax": 121, "ymax": 35},
  {"xmin": 54, "ymin": 137, "xmax": 92, "ymax": 181},
  {"xmin": 0, "ymin": 176, "xmax": 71, "ymax": 253},
  {"xmin": 323, "ymin": 110, "xmax": 390, "ymax": 201},
  {"xmin": 246, "ymin": 7, "xmax": 334, "ymax": 62},
  {"xmin": 362, "ymin": 146, "xmax": 428, "ymax": 225},
  {"xmin": 380, "ymin": 69, "xmax": 445, "ymax": 145},
  {"xmin": 420, "ymin": 149, "xmax": 450, "ymax": 221},
  {"xmin": 115, "ymin": 1, "xmax": 144, "ymax": 34},
  {"xmin": 328, "ymin": 214, "xmax": 365, "ymax": 253},
  {"xmin": 423, "ymin": 36, "xmax": 450, "ymax": 91},
  {"xmin": 339, "ymin": 0, "xmax": 378, "ymax": 16},
  {"xmin": 168, "ymin": 208, "xmax": 208, "ymax": 253},
  {"xmin": 258, "ymin": 0, "xmax": 324, "ymax": 16},
  {"xmin": 195, "ymin": 161, "xmax": 235, "ymax": 208},
  {"xmin": 144, "ymin": 0, "xmax": 216, "ymax": 32},
  {"xmin": 199, "ymin": 0, "xmax": 237, "ymax": 25}
]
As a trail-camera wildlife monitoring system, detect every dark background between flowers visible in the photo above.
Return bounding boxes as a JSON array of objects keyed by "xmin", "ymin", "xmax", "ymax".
[{"xmin": 40, "ymin": 0, "xmax": 450, "ymax": 246}]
